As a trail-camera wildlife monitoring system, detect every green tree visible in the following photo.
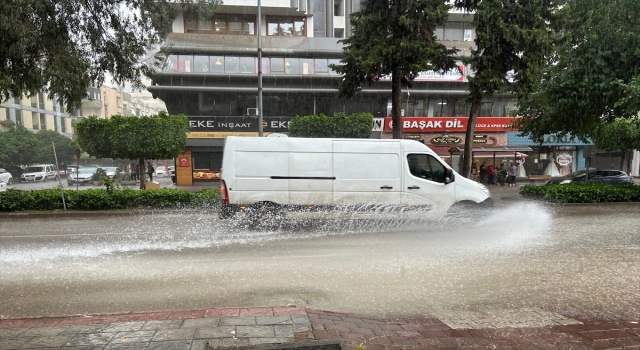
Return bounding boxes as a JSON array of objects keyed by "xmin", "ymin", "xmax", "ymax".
[
  {"xmin": 289, "ymin": 112, "xmax": 373, "ymax": 138},
  {"xmin": 0, "ymin": 124, "xmax": 40, "ymax": 167},
  {"xmin": 33, "ymin": 130, "xmax": 76, "ymax": 165},
  {"xmin": 593, "ymin": 119, "xmax": 640, "ymax": 172},
  {"xmin": 75, "ymin": 112, "xmax": 189, "ymax": 189},
  {"xmin": 332, "ymin": 0, "xmax": 457, "ymax": 139},
  {"xmin": 515, "ymin": 0, "xmax": 640, "ymax": 142},
  {"xmin": 454, "ymin": 0, "xmax": 554, "ymax": 178},
  {"xmin": 0, "ymin": 0, "xmax": 218, "ymax": 112}
]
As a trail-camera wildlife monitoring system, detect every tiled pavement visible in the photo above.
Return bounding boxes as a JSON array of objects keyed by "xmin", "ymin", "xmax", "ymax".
[{"xmin": 1, "ymin": 307, "xmax": 639, "ymax": 349}]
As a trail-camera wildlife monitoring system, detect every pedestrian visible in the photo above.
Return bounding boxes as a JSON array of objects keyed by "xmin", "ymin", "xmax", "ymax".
[
  {"xmin": 470, "ymin": 163, "xmax": 478, "ymax": 181},
  {"xmin": 147, "ymin": 162, "xmax": 154, "ymax": 182},
  {"xmin": 497, "ymin": 163, "xmax": 506, "ymax": 186},
  {"xmin": 508, "ymin": 162, "xmax": 517, "ymax": 187},
  {"xmin": 130, "ymin": 163, "xmax": 138, "ymax": 181},
  {"xmin": 479, "ymin": 162, "xmax": 487, "ymax": 184},
  {"xmin": 487, "ymin": 164, "xmax": 495, "ymax": 186}
]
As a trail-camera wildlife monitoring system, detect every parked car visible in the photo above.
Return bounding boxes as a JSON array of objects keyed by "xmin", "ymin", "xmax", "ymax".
[
  {"xmin": 67, "ymin": 167, "xmax": 99, "ymax": 186},
  {"xmin": 0, "ymin": 179, "xmax": 6, "ymax": 192},
  {"xmin": 103, "ymin": 167, "xmax": 120, "ymax": 177},
  {"xmin": 0, "ymin": 168, "xmax": 14, "ymax": 185},
  {"xmin": 154, "ymin": 167, "xmax": 168, "ymax": 177},
  {"xmin": 547, "ymin": 169, "xmax": 633, "ymax": 185},
  {"xmin": 20, "ymin": 164, "xmax": 59, "ymax": 182}
]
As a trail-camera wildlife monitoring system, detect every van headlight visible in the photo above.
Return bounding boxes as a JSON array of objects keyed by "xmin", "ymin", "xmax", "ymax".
[{"xmin": 478, "ymin": 183, "xmax": 490, "ymax": 195}]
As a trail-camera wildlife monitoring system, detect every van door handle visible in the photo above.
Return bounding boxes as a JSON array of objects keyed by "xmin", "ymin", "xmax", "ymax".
[
  {"xmin": 408, "ymin": 185, "xmax": 420, "ymax": 190},
  {"xmin": 380, "ymin": 185, "xmax": 393, "ymax": 190}
]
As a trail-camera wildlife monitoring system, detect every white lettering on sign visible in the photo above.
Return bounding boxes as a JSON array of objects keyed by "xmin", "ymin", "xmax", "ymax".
[{"xmin": 403, "ymin": 119, "xmax": 463, "ymax": 129}]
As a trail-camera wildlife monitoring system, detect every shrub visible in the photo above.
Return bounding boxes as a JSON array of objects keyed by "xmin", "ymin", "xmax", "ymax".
[
  {"xmin": 519, "ymin": 182, "xmax": 640, "ymax": 203},
  {"xmin": 0, "ymin": 187, "xmax": 221, "ymax": 212},
  {"xmin": 289, "ymin": 112, "xmax": 373, "ymax": 138}
]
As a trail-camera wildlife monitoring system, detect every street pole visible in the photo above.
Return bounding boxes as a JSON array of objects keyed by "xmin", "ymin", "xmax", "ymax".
[
  {"xmin": 52, "ymin": 141, "xmax": 67, "ymax": 210},
  {"xmin": 257, "ymin": 0, "xmax": 263, "ymax": 137}
]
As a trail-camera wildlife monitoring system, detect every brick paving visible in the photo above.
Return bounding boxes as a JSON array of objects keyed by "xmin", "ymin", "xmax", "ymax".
[{"xmin": 0, "ymin": 307, "xmax": 639, "ymax": 349}]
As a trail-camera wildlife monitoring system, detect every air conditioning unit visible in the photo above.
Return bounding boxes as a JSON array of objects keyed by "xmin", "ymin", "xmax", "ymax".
[{"xmin": 247, "ymin": 108, "xmax": 259, "ymax": 116}]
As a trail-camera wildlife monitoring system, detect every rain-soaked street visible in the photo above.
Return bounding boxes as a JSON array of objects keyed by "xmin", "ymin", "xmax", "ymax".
[{"xmin": 1, "ymin": 198, "xmax": 639, "ymax": 325}]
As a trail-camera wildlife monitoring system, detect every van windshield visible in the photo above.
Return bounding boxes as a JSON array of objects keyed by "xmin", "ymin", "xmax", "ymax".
[{"xmin": 25, "ymin": 166, "xmax": 45, "ymax": 173}]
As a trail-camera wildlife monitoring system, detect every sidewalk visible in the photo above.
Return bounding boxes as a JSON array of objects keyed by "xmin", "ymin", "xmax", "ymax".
[{"xmin": 1, "ymin": 306, "xmax": 639, "ymax": 349}]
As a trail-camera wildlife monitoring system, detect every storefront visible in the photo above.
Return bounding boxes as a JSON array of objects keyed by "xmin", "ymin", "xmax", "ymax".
[
  {"xmin": 507, "ymin": 133, "xmax": 592, "ymax": 176},
  {"xmin": 174, "ymin": 116, "xmax": 294, "ymax": 185},
  {"xmin": 381, "ymin": 116, "xmax": 522, "ymax": 168}
]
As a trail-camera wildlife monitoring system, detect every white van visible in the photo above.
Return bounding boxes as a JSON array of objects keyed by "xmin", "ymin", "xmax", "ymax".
[
  {"xmin": 219, "ymin": 137, "xmax": 492, "ymax": 221},
  {"xmin": 20, "ymin": 164, "xmax": 59, "ymax": 182}
]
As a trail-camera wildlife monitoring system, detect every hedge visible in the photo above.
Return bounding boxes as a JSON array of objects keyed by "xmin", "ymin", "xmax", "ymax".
[
  {"xmin": 0, "ymin": 188, "xmax": 221, "ymax": 212},
  {"xmin": 519, "ymin": 182, "xmax": 640, "ymax": 203}
]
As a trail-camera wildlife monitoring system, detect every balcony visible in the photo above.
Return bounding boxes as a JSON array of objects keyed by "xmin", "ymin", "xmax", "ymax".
[{"xmin": 81, "ymin": 99, "xmax": 102, "ymax": 108}]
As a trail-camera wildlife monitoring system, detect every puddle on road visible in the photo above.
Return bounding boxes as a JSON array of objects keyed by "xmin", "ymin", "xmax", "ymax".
[{"xmin": 0, "ymin": 202, "xmax": 552, "ymax": 266}]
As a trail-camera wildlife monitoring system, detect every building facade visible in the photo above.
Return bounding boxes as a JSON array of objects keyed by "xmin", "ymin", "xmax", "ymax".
[
  {"xmin": 0, "ymin": 93, "xmax": 74, "ymax": 137},
  {"xmin": 149, "ymin": 0, "xmax": 606, "ymax": 185}
]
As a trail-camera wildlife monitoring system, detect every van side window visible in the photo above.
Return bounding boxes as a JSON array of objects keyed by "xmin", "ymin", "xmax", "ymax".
[{"xmin": 407, "ymin": 154, "xmax": 446, "ymax": 183}]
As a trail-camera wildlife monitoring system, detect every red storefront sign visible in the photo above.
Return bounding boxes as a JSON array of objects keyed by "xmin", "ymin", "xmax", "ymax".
[{"xmin": 383, "ymin": 117, "xmax": 518, "ymax": 132}]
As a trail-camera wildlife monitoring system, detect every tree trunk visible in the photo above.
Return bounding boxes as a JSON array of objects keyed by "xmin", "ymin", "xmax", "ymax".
[
  {"xmin": 462, "ymin": 98, "xmax": 482, "ymax": 178},
  {"xmin": 139, "ymin": 158, "xmax": 146, "ymax": 190},
  {"xmin": 391, "ymin": 68, "xmax": 403, "ymax": 139}
]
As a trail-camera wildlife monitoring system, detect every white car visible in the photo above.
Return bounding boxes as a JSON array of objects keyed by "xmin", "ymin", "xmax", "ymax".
[
  {"xmin": 20, "ymin": 164, "xmax": 59, "ymax": 182},
  {"xmin": 0, "ymin": 168, "xmax": 13, "ymax": 185},
  {"xmin": 153, "ymin": 167, "xmax": 168, "ymax": 177},
  {"xmin": 0, "ymin": 179, "xmax": 6, "ymax": 192},
  {"xmin": 103, "ymin": 167, "xmax": 120, "ymax": 177}
]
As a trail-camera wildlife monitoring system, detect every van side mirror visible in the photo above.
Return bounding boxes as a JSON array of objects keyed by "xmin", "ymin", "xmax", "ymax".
[{"xmin": 445, "ymin": 168, "xmax": 454, "ymax": 184}]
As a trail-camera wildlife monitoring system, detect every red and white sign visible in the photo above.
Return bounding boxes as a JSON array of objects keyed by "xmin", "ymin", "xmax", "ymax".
[
  {"xmin": 383, "ymin": 117, "xmax": 518, "ymax": 132},
  {"xmin": 379, "ymin": 65, "xmax": 465, "ymax": 82}
]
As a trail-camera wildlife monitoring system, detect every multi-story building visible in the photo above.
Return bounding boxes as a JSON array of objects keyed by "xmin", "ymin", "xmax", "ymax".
[
  {"xmin": 0, "ymin": 93, "xmax": 74, "ymax": 137},
  {"xmin": 150, "ymin": 1, "xmax": 601, "ymax": 185}
]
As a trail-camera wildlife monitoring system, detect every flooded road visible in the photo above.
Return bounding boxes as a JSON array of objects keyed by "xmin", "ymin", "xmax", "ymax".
[{"xmin": 1, "ymin": 201, "xmax": 639, "ymax": 323}]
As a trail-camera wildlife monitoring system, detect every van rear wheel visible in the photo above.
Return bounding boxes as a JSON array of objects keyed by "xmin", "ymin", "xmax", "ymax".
[{"xmin": 247, "ymin": 202, "xmax": 283, "ymax": 229}]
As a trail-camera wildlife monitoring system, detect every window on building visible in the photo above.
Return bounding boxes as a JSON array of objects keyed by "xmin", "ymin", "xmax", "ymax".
[
  {"xmin": 285, "ymin": 58, "xmax": 300, "ymax": 74},
  {"xmin": 198, "ymin": 19, "xmax": 213, "ymax": 34},
  {"xmin": 270, "ymin": 58, "xmax": 285, "ymax": 74},
  {"xmin": 185, "ymin": 15, "xmax": 256, "ymax": 35},
  {"xmin": 225, "ymin": 57, "xmax": 240, "ymax": 73},
  {"xmin": 193, "ymin": 152, "xmax": 223, "ymax": 170},
  {"xmin": 210, "ymin": 56, "xmax": 224, "ymax": 73},
  {"xmin": 178, "ymin": 55, "xmax": 193, "ymax": 72},
  {"xmin": 185, "ymin": 18, "xmax": 197, "ymax": 33},
  {"xmin": 479, "ymin": 101, "xmax": 493, "ymax": 116},
  {"xmin": 214, "ymin": 14, "xmax": 255, "ymax": 35},
  {"xmin": 352, "ymin": 0, "xmax": 361, "ymax": 12},
  {"xmin": 116, "ymin": 97, "xmax": 122, "ymax": 107},
  {"xmin": 427, "ymin": 97, "xmax": 447, "ymax": 117},
  {"xmin": 452, "ymin": 99, "xmax": 468, "ymax": 117},
  {"xmin": 314, "ymin": 58, "xmax": 329, "ymax": 74},
  {"xmin": 312, "ymin": 0, "xmax": 326, "ymax": 37},
  {"xmin": 267, "ymin": 17, "xmax": 306, "ymax": 36},
  {"xmin": 194, "ymin": 55, "xmax": 209, "ymax": 72},
  {"xmin": 300, "ymin": 59, "xmax": 314, "ymax": 74},
  {"xmin": 240, "ymin": 57, "xmax": 256, "ymax": 73},
  {"xmin": 444, "ymin": 22, "xmax": 464, "ymax": 41}
]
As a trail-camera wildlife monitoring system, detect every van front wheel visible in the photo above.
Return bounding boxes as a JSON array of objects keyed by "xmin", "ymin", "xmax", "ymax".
[{"xmin": 446, "ymin": 201, "xmax": 485, "ymax": 222}]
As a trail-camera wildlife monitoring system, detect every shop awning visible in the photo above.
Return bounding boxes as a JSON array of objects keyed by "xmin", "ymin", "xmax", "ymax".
[
  {"xmin": 448, "ymin": 146, "xmax": 533, "ymax": 154},
  {"xmin": 430, "ymin": 147, "xmax": 452, "ymax": 157}
]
